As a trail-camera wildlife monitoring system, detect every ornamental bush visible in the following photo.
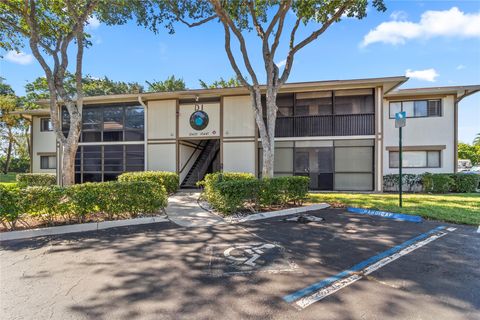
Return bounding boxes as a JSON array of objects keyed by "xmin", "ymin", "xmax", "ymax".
[
  {"xmin": 0, "ymin": 181, "xmax": 168, "ymax": 230},
  {"xmin": 118, "ymin": 171, "xmax": 179, "ymax": 194},
  {"xmin": 22, "ymin": 186, "xmax": 69, "ymax": 225},
  {"xmin": 16, "ymin": 173, "xmax": 56, "ymax": 188},
  {"xmin": 198, "ymin": 173, "xmax": 309, "ymax": 214},
  {"xmin": 451, "ymin": 174, "xmax": 480, "ymax": 193},
  {"xmin": 422, "ymin": 173, "xmax": 454, "ymax": 194},
  {"xmin": 0, "ymin": 185, "xmax": 24, "ymax": 230}
]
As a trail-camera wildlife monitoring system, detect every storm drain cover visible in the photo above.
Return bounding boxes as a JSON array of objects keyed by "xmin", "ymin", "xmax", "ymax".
[
  {"xmin": 283, "ymin": 214, "xmax": 325, "ymax": 223},
  {"xmin": 205, "ymin": 242, "xmax": 298, "ymax": 276}
]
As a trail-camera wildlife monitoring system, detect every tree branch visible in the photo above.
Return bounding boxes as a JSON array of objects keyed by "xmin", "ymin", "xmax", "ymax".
[
  {"xmin": 279, "ymin": 4, "xmax": 350, "ymax": 85},
  {"xmin": 247, "ymin": 1, "xmax": 264, "ymax": 39},
  {"xmin": 211, "ymin": 0, "xmax": 259, "ymax": 85},
  {"xmin": 221, "ymin": 23, "xmax": 251, "ymax": 90}
]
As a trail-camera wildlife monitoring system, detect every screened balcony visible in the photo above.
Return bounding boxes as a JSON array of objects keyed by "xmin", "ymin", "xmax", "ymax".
[{"xmin": 263, "ymin": 89, "xmax": 375, "ymax": 137}]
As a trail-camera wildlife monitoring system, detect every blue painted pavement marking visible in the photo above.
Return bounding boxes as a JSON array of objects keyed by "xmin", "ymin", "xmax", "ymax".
[
  {"xmin": 347, "ymin": 207, "xmax": 423, "ymax": 223},
  {"xmin": 283, "ymin": 225, "xmax": 445, "ymax": 303}
]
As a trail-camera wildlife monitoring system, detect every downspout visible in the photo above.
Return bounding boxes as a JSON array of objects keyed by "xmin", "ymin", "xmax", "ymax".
[{"xmin": 138, "ymin": 96, "xmax": 148, "ymax": 171}]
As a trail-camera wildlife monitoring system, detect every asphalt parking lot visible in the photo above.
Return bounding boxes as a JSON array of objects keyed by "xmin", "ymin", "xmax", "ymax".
[{"xmin": 1, "ymin": 209, "xmax": 479, "ymax": 320}]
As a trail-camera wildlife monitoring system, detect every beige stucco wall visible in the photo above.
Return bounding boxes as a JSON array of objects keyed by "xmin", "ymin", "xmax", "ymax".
[
  {"xmin": 147, "ymin": 143, "xmax": 176, "ymax": 172},
  {"xmin": 383, "ymin": 95, "xmax": 456, "ymax": 174},
  {"xmin": 179, "ymin": 103, "xmax": 220, "ymax": 138},
  {"xmin": 31, "ymin": 116, "xmax": 57, "ymax": 174},
  {"xmin": 223, "ymin": 141, "xmax": 255, "ymax": 174},
  {"xmin": 147, "ymin": 100, "xmax": 177, "ymax": 140},
  {"xmin": 223, "ymin": 96, "xmax": 255, "ymax": 138}
]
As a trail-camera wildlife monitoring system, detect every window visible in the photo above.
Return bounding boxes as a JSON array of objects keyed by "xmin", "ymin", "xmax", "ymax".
[
  {"xmin": 389, "ymin": 150, "xmax": 441, "ymax": 168},
  {"xmin": 295, "ymin": 91, "xmax": 333, "ymax": 116},
  {"xmin": 40, "ymin": 118, "xmax": 53, "ymax": 132},
  {"xmin": 62, "ymin": 104, "xmax": 144, "ymax": 142},
  {"xmin": 389, "ymin": 100, "xmax": 442, "ymax": 118},
  {"xmin": 334, "ymin": 89, "xmax": 374, "ymax": 115},
  {"xmin": 75, "ymin": 144, "xmax": 144, "ymax": 183},
  {"xmin": 40, "ymin": 155, "xmax": 56, "ymax": 169}
]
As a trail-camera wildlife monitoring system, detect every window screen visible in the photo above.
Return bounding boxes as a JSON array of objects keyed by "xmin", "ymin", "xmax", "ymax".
[
  {"xmin": 40, "ymin": 118, "xmax": 53, "ymax": 132},
  {"xmin": 40, "ymin": 155, "xmax": 56, "ymax": 169},
  {"xmin": 389, "ymin": 100, "xmax": 442, "ymax": 118}
]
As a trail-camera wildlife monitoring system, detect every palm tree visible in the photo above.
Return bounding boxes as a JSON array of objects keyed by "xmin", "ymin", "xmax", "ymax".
[{"xmin": 474, "ymin": 133, "xmax": 480, "ymax": 146}]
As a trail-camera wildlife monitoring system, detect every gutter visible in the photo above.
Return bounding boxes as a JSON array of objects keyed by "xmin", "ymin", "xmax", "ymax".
[{"xmin": 138, "ymin": 96, "xmax": 148, "ymax": 171}]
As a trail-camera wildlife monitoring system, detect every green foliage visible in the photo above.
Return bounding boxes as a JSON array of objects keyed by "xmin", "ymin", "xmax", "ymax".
[
  {"xmin": 22, "ymin": 186, "xmax": 69, "ymax": 225},
  {"xmin": 0, "ymin": 184, "xmax": 24, "ymax": 229},
  {"xmin": 118, "ymin": 171, "xmax": 179, "ymax": 194},
  {"xmin": 383, "ymin": 174, "xmax": 423, "ymax": 192},
  {"xmin": 451, "ymin": 174, "xmax": 480, "ymax": 193},
  {"xmin": 259, "ymin": 176, "xmax": 310, "ymax": 207},
  {"xmin": 199, "ymin": 173, "xmax": 309, "ymax": 214},
  {"xmin": 458, "ymin": 142, "xmax": 480, "ymax": 165},
  {"xmin": 199, "ymin": 77, "xmax": 242, "ymax": 89},
  {"xmin": 0, "ymin": 181, "xmax": 168, "ymax": 230},
  {"xmin": 422, "ymin": 173, "xmax": 454, "ymax": 194},
  {"xmin": 16, "ymin": 173, "xmax": 56, "ymax": 187},
  {"xmin": 473, "ymin": 133, "xmax": 480, "ymax": 146},
  {"xmin": 146, "ymin": 75, "xmax": 186, "ymax": 92}
]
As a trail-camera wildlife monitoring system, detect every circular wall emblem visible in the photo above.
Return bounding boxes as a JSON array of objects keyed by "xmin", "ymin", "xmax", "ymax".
[{"xmin": 190, "ymin": 110, "xmax": 209, "ymax": 131}]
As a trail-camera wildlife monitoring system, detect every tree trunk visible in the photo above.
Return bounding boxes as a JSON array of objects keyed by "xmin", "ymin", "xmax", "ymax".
[
  {"xmin": 61, "ymin": 111, "xmax": 82, "ymax": 186},
  {"xmin": 3, "ymin": 139, "xmax": 13, "ymax": 174},
  {"xmin": 251, "ymin": 87, "xmax": 277, "ymax": 178}
]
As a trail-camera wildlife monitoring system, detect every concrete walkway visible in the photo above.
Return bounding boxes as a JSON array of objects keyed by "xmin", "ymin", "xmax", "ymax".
[{"xmin": 166, "ymin": 191, "xmax": 225, "ymax": 227}]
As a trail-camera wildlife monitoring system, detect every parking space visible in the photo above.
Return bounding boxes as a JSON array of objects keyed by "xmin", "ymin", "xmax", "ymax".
[{"xmin": 1, "ymin": 209, "xmax": 479, "ymax": 319}]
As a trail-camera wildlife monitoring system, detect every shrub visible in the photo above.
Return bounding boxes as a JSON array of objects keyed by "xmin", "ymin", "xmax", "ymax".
[
  {"xmin": 383, "ymin": 174, "xmax": 423, "ymax": 192},
  {"xmin": 422, "ymin": 173, "xmax": 454, "ymax": 193},
  {"xmin": 22, "ymin": 186, "xmax": 69, "ymax": 225},
  {"xmin": 68, "ymin": 181, "xmax": 168, "ymax": 221},
  {"xmin": 198, "ymin": 173, "xmax": 309, "ymax": 214},
  {"xmin": 16, "ymin": 173, "xmax": 56, "ymax": 188},
  {"xmin": 0, "ymin": 185, "xmax": 24, "ymax": 230},
  {"xmin": 118, "ymin": 171, "xmax": 179, "ymax": 194},
  {"xmin": 259, "ymin": 176, "xmax": 309, "ymax": 206},
  {"xmin": 214, "ymin": 179, "xmax": 260, "ymax": 214},
  {"xmin": 451, "ymin": 174, "xmax": 480, "ymax": 193}
]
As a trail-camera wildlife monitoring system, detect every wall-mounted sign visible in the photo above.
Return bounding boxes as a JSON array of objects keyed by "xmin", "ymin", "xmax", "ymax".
[
  {"xmin": 190, "ymin": 104, "xmax": 209, "ymax": 131},
  {"xmin": 179, "ymin": 103, "xmax": 220, "ymax": 138}
]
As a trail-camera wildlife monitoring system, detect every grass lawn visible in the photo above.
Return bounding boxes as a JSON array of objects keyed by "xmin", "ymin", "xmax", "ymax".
[
  {"xmin": 308, "ymin": 193, "xmax": 480, "ymax": 226},
  {"xmin": 0, "ymin": 172, "xmax": 18, "ymax": 186}
]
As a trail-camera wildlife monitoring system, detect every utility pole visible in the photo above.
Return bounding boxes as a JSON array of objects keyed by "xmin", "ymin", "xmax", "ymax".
[{"xmin": 395, "ymin": 111, "xmax": 406, "ymax": 208}]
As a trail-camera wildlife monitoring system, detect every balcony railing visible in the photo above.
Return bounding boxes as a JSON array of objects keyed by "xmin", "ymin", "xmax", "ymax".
[{"xmin": 274, "ymin": 113, "xmax": 375, "ymax": 137}]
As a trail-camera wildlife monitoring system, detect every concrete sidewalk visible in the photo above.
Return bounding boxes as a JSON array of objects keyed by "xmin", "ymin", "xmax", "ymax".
[{"xmin": 166, "ymin": 191, "xmax": 224, "ymax": 227}]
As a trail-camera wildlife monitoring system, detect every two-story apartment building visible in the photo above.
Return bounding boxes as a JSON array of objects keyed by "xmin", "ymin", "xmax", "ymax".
[{"xmin": 22, "ymin": 76, "xmax": 479, "ymax": 191}]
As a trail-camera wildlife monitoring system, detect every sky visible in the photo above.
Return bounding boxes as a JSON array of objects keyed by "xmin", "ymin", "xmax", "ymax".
[{"xmin": 1, "ymin": 0, "xmax": 479, "ymax": 143}]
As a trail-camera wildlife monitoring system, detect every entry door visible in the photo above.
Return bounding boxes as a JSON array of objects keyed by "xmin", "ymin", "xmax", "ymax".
[{"xmin": 294, "ymin": 147, "xmax": 333, "ymax": 190}]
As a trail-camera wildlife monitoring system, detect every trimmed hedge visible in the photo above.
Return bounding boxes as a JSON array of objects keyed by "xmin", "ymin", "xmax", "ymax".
[
  {"xmin": 16, "ymin": 173, "xmax": 56, "ymax": 187},
  {"xmin": 118, "ymin": 171, "xmax": 179, "ymax": 194},
  {"xmin": 199, "ymin": 172, "xmax": 310, "ymax": 214},
  {"xmin": 383, "ymin": 173, "xmax": 479, "ymax": 194},
  {"xmin": 0, "ymin": 181, "xmax": 168, "ymax": 230}
]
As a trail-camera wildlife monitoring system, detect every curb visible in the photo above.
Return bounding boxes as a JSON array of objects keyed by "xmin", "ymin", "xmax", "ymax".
[
  {"xmin": 235, "ymin": 203, "xmax": 330, "ymax": 223},
  {"xmin": 0, "ymin": 216, "xmax": 168, "ymax": 242}
]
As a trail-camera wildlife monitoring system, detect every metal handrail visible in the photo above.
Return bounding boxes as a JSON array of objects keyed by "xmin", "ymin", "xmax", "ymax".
[{"xmin": 179, "ymin": 141, "xmax": 204, "ymax": 174}]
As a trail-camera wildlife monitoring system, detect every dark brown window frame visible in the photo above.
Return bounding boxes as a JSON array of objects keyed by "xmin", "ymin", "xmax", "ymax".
[
  {"xmin": 40, "ymin": 117, "xmax": 53, "ymax": 132},
  {"xmin": 40, "ymin": 155, "xmax": 56, "ymax": 169},
  {"xmin": 389, "ymin": 150, "xmax": 441, "ymax": 168},
  {"xmin": 389, "ymin": 99, "xmax": 442, "ymax": 119}
]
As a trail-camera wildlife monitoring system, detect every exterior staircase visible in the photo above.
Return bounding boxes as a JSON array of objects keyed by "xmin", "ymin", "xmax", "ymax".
[{"xmin": 180, "ymin": 139, "xmax": 220, "ymax": 188}]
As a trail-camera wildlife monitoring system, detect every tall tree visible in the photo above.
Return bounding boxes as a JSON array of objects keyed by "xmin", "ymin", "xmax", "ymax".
[
  {"xmin": 24, "ymin": 73, "xmax": 145, "ymax": 109},
  {"xmin": 473, "ymin": 133, "xmax": 480, "ymax": 146},
  {"xmin": 0, "ymin": 78, "xmax": 27, "ymax": 174},
  {"xmin": 146, "ymin": 75, "xmax": 186, "ymax": 92},
  {"xmin": 0, "ymin": 0, "xmax": 101, "ymax": 185},
  {"xmin": 199, "ymin": 76, "xmax": 242, "ymax": 89},
  {"xmin": 138, "ymin": 0, "xmax": 385, "ymax": 177}
]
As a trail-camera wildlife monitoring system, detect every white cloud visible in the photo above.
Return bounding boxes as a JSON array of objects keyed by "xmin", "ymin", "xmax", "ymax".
[
  {"xmin": 86, "ymin": 16, "xmax": 101, "ymax": 29},
  {"xmin": 405, "ymin": 68, "xmax": 439, "ymax": 82},
  {"xmin": 456, "ymin": 64, "xmax": 466, "ymax": 70},
  {"xmin": 362, "ymin": 7, "xmax": 480, "ymax": 47},
  {"xmin": 390, "ymin": 10, "xmax": 408, "ymax": 21},
  {"xmin": 4, "ymin": 51, "xmax": 33, "ymax": 65},
  {"xmin": 276, "ymin": 59, "xmax": 286, "ymax": 68}
]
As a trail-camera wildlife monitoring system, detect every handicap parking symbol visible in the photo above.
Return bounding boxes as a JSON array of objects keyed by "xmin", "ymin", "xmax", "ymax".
[{"xmin": 205, "ymin": 242, "xmax": 298, "ymax": 276}]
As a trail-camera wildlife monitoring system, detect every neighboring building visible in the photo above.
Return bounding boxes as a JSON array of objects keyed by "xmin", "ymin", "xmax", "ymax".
[{"xmin": 20, "ymin": 77, "xmax": 479, "ymax": 191}]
